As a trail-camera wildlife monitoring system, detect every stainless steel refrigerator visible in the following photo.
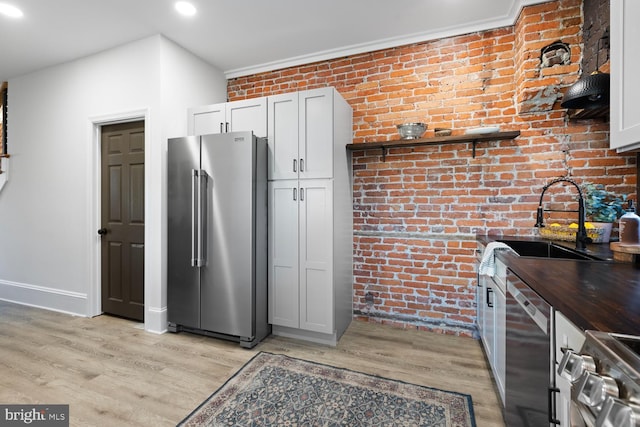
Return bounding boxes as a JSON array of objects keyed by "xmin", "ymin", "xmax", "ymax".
[{"xmin": 167, "ymin": 131, "xmax": 269, "ymax": 348}]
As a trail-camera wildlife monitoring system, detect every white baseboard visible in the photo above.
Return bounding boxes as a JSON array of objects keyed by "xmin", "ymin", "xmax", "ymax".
[
  {"xmin": 0, "ymin": 279, "xmax": 168, "ymax": 334},
  {"xmin": 0, "ymin": 279, "xmax": 87, "ymax": 317},
  {"xmin": 272, "ymin": 325, "xmax": 338, "ymax": 346},
  {"xmin": 145, "ymin": 305, "xmax": 167, "ymax": 334}
]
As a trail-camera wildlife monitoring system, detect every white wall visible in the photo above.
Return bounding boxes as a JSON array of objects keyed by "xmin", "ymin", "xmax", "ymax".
[{"xmin": 0, "ymin": 35, "xmax": 227, "ymax": 333}]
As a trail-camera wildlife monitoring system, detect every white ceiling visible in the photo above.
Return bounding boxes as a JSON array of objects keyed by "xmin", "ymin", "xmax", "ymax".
[{"xmin": 0, "ymin": 0, "xmax": 551, "ymax": 83}]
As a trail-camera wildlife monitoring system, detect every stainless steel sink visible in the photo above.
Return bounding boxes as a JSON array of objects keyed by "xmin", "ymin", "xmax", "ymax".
[{"xmin": 497, "ymin": 239, "xmax": 598, "ymax": 261}]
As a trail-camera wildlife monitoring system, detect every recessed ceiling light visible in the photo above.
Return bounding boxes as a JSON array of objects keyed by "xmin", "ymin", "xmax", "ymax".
[
  {"xmin": 0, "ymin": 3, "xmax": 23, "ymax": 18},
  {"xmin": 175, "ymin": 1, "xmax": 196, "ymax": 17}
]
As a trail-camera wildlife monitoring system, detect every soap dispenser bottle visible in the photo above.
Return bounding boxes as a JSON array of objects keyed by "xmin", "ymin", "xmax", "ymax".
[{"xmin": 619, "ymin": 200, "xmax": 640, "ymax": 244}]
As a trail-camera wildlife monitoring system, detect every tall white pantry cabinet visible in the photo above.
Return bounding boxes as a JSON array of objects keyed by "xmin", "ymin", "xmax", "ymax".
[
  {"xmin": 268, "ymin": 87, "xmax": 353, "ymax": 345},
  {"xmin": 186, "ymin": 87, "xmax": 353, "ymax": 345}
]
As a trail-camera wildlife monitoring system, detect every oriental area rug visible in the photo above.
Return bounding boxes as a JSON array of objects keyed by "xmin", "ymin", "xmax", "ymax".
[{"xmin": 178, "ymin": 352, "xmax": 476, "ymax": 427}]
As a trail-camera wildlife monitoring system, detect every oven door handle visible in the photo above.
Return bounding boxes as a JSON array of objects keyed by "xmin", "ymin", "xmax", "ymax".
[{"xmin": 548, "ymin": 387, "xmax": 560, "ymax": 425}]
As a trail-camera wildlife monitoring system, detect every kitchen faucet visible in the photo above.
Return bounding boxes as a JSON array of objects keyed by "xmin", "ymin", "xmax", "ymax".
[{"xmin": 534, "ymin": 177, "xmax": 591, "ymax": 251}]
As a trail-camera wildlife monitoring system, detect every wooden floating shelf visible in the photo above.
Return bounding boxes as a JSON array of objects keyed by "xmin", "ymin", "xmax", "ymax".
[{"xmin": 346, "ymin": 131, "xmax": 521, "ymax": 160}]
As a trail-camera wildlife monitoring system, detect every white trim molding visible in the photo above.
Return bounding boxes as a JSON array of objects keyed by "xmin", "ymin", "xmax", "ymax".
[
  {"xmin": 0, "ymin": 156, "xmax": 8, "ymax": 193},
  {"xmin": 225, "ymin": 0, "xmax": 553, "ymax": 79},
  {"xmin": 145, "ymin": 305, "xmax": 168, "ymax": 334},
  {"xmin": 0, "ymin": 279, "xmax": 87, "ymax": 317},
  {"xmin": 87, "ymin": 108, "xmax": 155, "ymax": 329}
]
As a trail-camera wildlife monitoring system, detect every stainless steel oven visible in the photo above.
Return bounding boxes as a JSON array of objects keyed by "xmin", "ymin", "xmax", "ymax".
[
  {"xmin": 558, "ymin": 331, "xmax": 640, "ymax": 426},
  {"xmin": 505, "ymin": 268, "xmax": 556, "ymax": 426}
]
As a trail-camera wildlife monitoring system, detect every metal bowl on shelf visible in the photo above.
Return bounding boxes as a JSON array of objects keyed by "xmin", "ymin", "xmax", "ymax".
[{"xmin": 397, "ymin": 123, "xmax": 427, "ymax": 139}]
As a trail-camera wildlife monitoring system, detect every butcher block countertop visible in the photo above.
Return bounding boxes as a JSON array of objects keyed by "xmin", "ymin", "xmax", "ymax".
[{"xmin": 478, "ymin": 235, "xmax": 640, "ymax": 336}]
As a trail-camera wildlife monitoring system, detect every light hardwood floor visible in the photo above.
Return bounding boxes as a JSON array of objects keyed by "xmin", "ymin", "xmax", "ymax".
[{"xmin": 0, "ymin": 301, "xmax": 505, "ymax": 426}]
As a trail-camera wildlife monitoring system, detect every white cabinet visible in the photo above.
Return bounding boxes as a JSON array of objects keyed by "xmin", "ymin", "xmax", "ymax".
[
  {"xmin": 477, "ymin": 244, "xmax": 506, "ymax": 406},
  {"xmin": 267, "ymin": 88, "xmax": 335, "ymax": 180},
  {"xmin": 268, "ymin": 180, "xmax": 333, "ymax": 333},
  {"xmin": 477, "ymin": 273, "xmax": 493, "ymax": 360},
  {"xmin": 187, "ymin": 97, "xmax": 267, "ymax": 137},
  {"xmin": 493, "ymin": 282, "xmax": 506, "ymax": 404},
  {"xmin": 267, "ymin": 87, "xmax": 353, "ymax": 346},
  {"xmin": 611, "ymin": 0, "xmax": 640, "ymax": 151},
  {"xmin": 269, "ymin": 180, "xmax": 300, "ymax": 328},
  {"xmin": 554, "ymin": 311, "xmax": 585, "ymax": 427}
]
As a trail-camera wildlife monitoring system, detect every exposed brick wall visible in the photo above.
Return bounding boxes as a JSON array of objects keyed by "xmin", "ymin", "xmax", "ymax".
[
  {"xmin": 583, "ymin": 0, "xmax": 610, "ymax": 74},
  {"xmin": 228, "ymin": 0, "xmax": 636, "ymax": 337}
]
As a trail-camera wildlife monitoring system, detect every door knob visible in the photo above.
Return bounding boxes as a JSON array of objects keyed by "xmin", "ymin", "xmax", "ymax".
[{"xmin": 97, "ymin": 228, "xmax": 108, "ymax": 235}]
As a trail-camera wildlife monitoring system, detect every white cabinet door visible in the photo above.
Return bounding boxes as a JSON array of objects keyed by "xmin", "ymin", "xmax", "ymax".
[
  {"xmin": 611, "ymin": 0, "xmax": 640, "ymax": 151},
  {"xmin": 477, "ymin": 274, "xmax": 486, "ymax": 339},
  {"xmin": 189, "ymin": 103, "xmax": 225, "ymax": 135},
  {"xmin": 268, "ymin": 179, "xmax": 334, "ymax": 333},
  {"xmin": 227, "ymin": 97, "xmax": 267, "ymax": 137},
  {"xmin": 494, "ymin": 283, "xmax": 506, "ymax": 405},
  {"xmin": 483, "ymin": 282, "xmax": 495, "ymax": 364},
  {"xmin": 299, "ymin": 180, "xmax": 334, "ymax": 333},
  {"xmin": 268, "ymin": 180, "xmax": 300, "ymax": 328},
  {"xmin": 268, "ymin": 87, "xmax": 335, "ymax": 180},
  {"xmin": 188, "ymin": 98, "xmax": 267, "ymax": 137},
  {"xmin": 268, "ymin": 93, "xmax": 299, "ymax": 180},
  {"xmin": 299, "ymin": 88, "xmax": 334, "ymax": 180}
]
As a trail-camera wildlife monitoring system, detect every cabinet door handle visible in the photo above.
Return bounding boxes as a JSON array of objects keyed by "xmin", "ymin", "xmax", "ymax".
[
  {"xmin": 293, "ymin": 159, "xmax": 297, "ymax": 172},
  {"xmin": 293, "ymin": 188, "xmax": 297, "ymax": 201},
  {"xmin": 486, "ymin": 287, "xmax": 494, "ymax": 308},
  {"xmin": 225, "ymin": 122, "xmax": 229, "ymax": 133},
  {"xmin": 299, "ymin": 158, "xmax": 304, "ymax": 172},
  {"xmin": 300, "ymin": 187, "xmax": 304, "ymax": 201}
]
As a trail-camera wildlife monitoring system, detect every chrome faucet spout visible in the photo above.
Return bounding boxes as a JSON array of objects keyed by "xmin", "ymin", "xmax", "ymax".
[{"xmin": 534, "ymin": 177, "xmax": 590, "ymax": 251}]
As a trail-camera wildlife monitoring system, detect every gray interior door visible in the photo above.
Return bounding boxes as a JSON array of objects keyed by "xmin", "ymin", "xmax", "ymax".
[{"xmin": 100, "ymin": 121, "xmax": 145, "ymax": 321}]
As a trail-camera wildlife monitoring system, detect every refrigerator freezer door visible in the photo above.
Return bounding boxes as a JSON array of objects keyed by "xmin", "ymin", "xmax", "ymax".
[
  {"xmin": 168, "ymin": 136, "xmax": 201, "ymax": 329},
  {"xmin": 200, "ymin": 132, "xmax": 256, "ymax": 338}
]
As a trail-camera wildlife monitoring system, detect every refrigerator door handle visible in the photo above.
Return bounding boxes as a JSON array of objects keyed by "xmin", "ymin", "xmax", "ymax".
[
  {"xmin": 190, "ymin": 169, "xmax": 198, "ymax": 267},
  {"xmin": 195, "ymin": 170, "xmax": 208, "ymax": 267}
]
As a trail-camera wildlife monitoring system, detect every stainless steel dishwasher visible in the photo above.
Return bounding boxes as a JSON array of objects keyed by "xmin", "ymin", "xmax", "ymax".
[{"xmin": 505, "ymin": 268, "xmax": 557, "ymax": 426}]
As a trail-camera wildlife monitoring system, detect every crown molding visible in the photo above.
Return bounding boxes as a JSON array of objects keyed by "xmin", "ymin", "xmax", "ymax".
[{"xmin": 225, "ymin": 0, "xmax": 553, "ymax": 79}]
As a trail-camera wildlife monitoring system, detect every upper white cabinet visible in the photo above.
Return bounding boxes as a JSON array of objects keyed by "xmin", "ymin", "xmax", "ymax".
[
  {"xmin": 611, "ymin": 0, "xmax": 640, "ymax": 151},
  {"xmin": 268, "ymin": 88, "xmax": 335, "ymax": 180},
  {"xmin": 188, "ymin": 97, "xmax": 267, "ymax": 137}
]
